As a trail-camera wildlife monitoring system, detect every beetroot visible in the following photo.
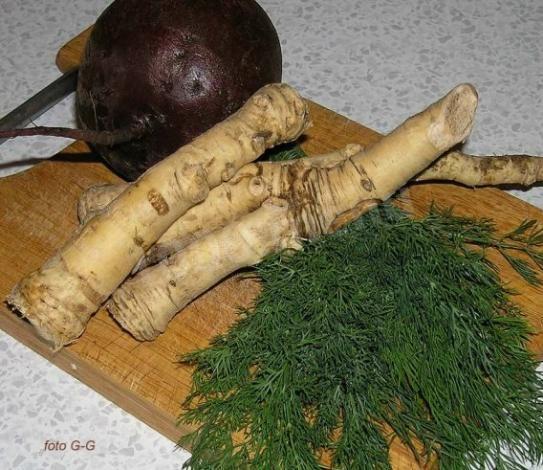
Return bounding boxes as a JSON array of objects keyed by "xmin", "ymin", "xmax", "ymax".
[{"xmin": 76, "ymin": 0, "xmax": 282, "ymax": 180}]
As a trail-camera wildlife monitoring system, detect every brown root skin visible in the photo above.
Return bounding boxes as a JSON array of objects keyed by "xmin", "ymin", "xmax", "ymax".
[
  {"xmin": 0, "ymin": 124, "xmax": 147, "ymax": 146},
  {"xmin": 8, "ymin": 83, "xmax": 310, "ymax": 348},
  {"xmin": 108, "ymin": 84, "xmax": 479, "ymax": 341},
  {"xmin": 417, "ymin": 151, "xmax": 543, "ymax": 186}
]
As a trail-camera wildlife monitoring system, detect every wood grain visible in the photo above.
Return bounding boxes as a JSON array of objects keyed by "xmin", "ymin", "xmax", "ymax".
[
  {"xmin": 56, "ymin": 26, "xmax": 91, "ymax": 72},
  {"xmin": 0, "ymin": 29, "xmax": 541, "ymax": 469}
]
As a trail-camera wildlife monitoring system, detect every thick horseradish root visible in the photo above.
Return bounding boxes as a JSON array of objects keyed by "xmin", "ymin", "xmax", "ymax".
[
  {"xmin": 80, "ymin": 148, "xmax": 543, "ymax": 227},
  {"xmin": 80, "ymin": 147, "xmax": 543, "ymax": 269},
  {"xmin": 7, "ymin": 84, "xmax": 310, "ymax": 348},
  {"xmin": 109, "ymin": 198, "xmax": 301, "ymax": 341},
  {"xmin": 77, "ymin": 144, "xmax": 364, "ymax": 270},
  {"xmin": 108, "ymin": 84, "xmax": 480, "ymax": 341}
]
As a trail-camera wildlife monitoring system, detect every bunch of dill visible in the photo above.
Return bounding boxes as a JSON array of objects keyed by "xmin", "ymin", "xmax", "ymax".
[{"xmin": 179, "ymin": 203, "xmax": 543, "ymax": 468}]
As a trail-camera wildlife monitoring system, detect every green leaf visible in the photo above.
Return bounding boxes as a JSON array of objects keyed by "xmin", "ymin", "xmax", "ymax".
[
  {"xmin": 503, "ymin": 219, "xmax": 537, "ymax": 240},
  {"xmin": 265, "ymin": 143, "xmax": 306, "ymax": 162},
  {"xmin": 500, "ymin": 251, "xmax": 541, "ymax": 285}
]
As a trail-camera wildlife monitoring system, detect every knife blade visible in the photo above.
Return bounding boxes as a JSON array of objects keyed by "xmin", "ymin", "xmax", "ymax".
[{"xmin": 0, "ymin": 69, "xmax": 78, "ymax": 146}]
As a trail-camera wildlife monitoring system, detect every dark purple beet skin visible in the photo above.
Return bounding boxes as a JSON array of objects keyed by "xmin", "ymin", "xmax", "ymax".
[{"xmin": 76, "ymin": 0, "xmax": 282, "ymax": 180}]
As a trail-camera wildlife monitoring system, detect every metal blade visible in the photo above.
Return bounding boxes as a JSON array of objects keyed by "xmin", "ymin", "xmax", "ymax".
[{"xmin": 0, "ymin": 69, "xmax": 78, "ymax": 145}]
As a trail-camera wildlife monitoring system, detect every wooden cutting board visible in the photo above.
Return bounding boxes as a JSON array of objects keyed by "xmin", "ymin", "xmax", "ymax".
[{"xmin": 1, "ymin": 28, "xmax": 542, "ymax": 468}]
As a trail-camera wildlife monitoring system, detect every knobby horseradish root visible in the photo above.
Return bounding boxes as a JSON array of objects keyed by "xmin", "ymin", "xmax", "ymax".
[
  {"xmin": 79, "ymin": 147, "xmax": 543, "ymax": 271},
  {"xmin": 109, "ymin": 198, "xmax": 301, "ymax": 341},
  {"xmin": 77, "ymin": 145, "xmax": 364, "ymax": 270},
  {"xmin": 7, "ymin": 84, "xmax": 310, "ymax": 348},
  {"xmin": 107, "ymin": 84, "xmax": 482, "ymax": 340}
]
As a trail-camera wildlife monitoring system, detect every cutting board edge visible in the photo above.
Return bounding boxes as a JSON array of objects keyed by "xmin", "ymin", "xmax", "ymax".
[
  {"xmin": 56, "ymin": 26, "xmax": 92, "ymax": 72},
  {"xmin": 0, "ymin": 306, "xmax": 189, "ymax": 446}
]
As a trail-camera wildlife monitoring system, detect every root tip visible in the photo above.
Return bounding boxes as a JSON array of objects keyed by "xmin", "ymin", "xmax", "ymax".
[{"xmin": 447, "ymin": 83, "xmax": 479, "ymax": 140}]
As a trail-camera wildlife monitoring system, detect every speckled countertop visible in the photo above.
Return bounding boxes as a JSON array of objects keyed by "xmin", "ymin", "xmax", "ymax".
[{"xmin": 0, "ymin": 0, "xmax": 542, "ymax": 468}]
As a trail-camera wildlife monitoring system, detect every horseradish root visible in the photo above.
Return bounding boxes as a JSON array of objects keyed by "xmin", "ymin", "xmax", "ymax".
[
  {"xmin": 78, "ymin": 145, "xmax": 363, "ymax": 269},
  {"xmin": 78, "ymin": 145, "xmax": 364, "ymax": 223},
  {"xmin": 418, "ymin": 151, "xmax": 543, "ymax": 186},
  {"xmin": 78, "ymin": 175, "xmax": 269, "ymax": 271},
  {"xmin": 79, "ymin": 148, "xmax": 543, "ymax": 269},
  {"xmin": 109, "ymin": 198, "xmax": 300, "ymax": 341},
  {"xmin": 109, "ymin": 84, "xmax": 478, "ymax": 340},
  {"xmin": 7, "ymin": 84, "xmax": 309, "ymax": 348},
  {"xmin": 82, "ymin": 145, "xmax": 543, "ymax": 271}
]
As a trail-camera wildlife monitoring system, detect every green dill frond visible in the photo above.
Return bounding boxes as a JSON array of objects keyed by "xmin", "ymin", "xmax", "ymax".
[
  {"xmin": 265, "ymin": 143, "xmax": 306, "ymax": 162},
  {"xmin": 179, "ymin": 205, "xmax": 543, "ymax": 469}
]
